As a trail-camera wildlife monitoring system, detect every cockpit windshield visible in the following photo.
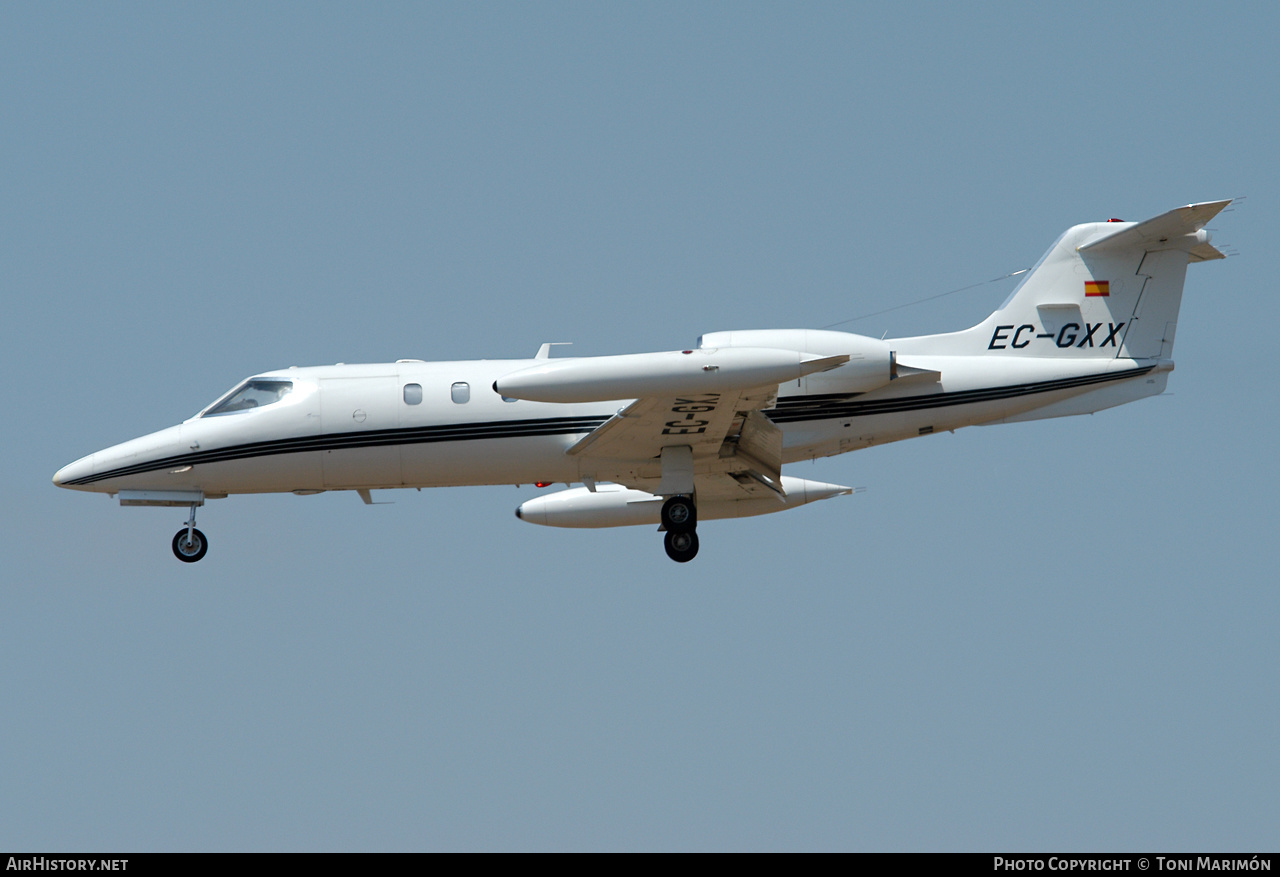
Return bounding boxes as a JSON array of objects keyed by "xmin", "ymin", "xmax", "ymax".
[{"xmin": 203, "ymin": 380, "xmax": 294, "ymax": 416}]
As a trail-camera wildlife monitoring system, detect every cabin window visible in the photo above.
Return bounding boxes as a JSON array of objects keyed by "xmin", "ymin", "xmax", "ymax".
[
  {"xmin": 204, "ymin": 380, "xmax": 293, "ymax": 416},
  {"xmin": 451, "ymin": 382, "xmax": 470, "ymax": 404},
  {"xmin": 403, "ymin": 383, "xmax": 423, "ymax": 405}
]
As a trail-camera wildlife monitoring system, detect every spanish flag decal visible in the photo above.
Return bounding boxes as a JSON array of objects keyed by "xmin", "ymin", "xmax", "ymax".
[{"xmin": 1085, "ymin": 280, "xmax": 1110, "ymax": 297}]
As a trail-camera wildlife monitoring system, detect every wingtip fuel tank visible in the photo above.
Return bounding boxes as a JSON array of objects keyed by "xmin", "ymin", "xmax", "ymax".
[{"xmin": 516, "ymin": 476, "xmax": 855, "ymax": 528}]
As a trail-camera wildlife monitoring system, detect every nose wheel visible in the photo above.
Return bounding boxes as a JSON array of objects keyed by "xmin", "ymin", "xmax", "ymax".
[
  {"xmin": 171, "ymin": 503, "xmax": 209, "ymax": 563},
  {"xmin": 660, "ymin": 494, "xmax": 698, "ymax": 562},
  {"xmin": 172, "ymin": 527, "xmax": 209, "ymax": 562}
]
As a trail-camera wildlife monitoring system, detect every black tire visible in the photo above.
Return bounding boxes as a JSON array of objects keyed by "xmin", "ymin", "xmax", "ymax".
[
  {"xmin": 660, "ymin": 495, "xmax": 697, "ymax": 532},
  {"xmin": 663, "ymin": 529, "xmax": 699, "ymax": 563},
  {"xmin": 172, "ymin": 528, "xmax": 209, "ymax": 563}
]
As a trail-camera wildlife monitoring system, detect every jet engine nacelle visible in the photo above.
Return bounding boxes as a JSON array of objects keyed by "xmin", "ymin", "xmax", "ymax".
[
  {"xmin": 516, "ymin": 476, "xmax": 854, "ymax": 529},
  {"xmin": 697, "ymin": 328, "xmax": 895, "ymax": 394}
]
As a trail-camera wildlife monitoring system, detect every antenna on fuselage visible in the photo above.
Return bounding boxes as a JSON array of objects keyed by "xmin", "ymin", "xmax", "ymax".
[
  {"xmin": 820, "ymin": 268, "xmax": 1028, "ymax": 330},
  {"xmin": 535, "ymin": 342, "xmax": 573, "ymax": 359}
]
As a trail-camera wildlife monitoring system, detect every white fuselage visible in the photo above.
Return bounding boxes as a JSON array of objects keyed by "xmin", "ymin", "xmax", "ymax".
[
  {"xmin": 49, "ymin": 200, "xmax": 1226, "ymax": 562},
  {"xmin": 53, "ymin": 352, "xmax": 1167, "ymax": 498}
]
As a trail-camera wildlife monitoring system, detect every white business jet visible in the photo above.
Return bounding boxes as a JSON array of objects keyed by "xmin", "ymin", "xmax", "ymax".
[{"xmin": 54, "ymin": 200, "xmax": 1230, "ymax": 563}]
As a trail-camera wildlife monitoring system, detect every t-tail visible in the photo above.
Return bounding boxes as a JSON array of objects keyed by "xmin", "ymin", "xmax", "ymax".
[{"xmin": 912, "ymin": 200, "xmax": 1231, "ymax": 360}]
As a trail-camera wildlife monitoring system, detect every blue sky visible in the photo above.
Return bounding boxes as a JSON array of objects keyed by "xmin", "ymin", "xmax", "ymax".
[{"xmin": 3, "ymin": 3, "xmax": 1277, "ymax": 851}]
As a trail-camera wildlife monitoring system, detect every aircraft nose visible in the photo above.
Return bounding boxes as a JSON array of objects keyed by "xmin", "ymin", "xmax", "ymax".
[{"xmin": 53, "ymin": 455, "xmax": 95, "ymax": 489}]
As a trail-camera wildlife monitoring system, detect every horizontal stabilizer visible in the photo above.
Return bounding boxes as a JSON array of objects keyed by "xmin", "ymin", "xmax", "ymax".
[
  {"xmin": 1078, "ymin": 200, "xmax": 1231, "ymax": 261},
  {"xmin": 1186, "ymin": 241, "xmax": 1226, "ymax": 263}
]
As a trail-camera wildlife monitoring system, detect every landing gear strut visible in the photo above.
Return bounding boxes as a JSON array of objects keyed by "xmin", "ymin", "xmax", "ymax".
[
  {"xmin": 172, "ymin": 503, "xmax": 208, "ymax": 563},
  {"xmin": 660, "ymin": 494, "xmax": 698, "ymax": 562}
]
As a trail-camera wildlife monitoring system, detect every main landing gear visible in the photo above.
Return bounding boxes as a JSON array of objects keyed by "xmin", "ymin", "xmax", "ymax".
[
  {"xmin": 661, "ymin": 495, "xmax": 699, "ymax": 563},
  {"xmin": 172, "ymin": 503, "xmax": 208, "ymax": 563}
]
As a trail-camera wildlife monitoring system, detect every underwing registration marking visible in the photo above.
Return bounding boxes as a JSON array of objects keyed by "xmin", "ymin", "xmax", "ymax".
[{"xmin": 661, "ymin": 394, "xmax": 721, "ymax": 435}]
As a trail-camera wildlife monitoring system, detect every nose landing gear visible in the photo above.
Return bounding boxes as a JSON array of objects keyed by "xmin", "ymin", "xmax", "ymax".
[{"xmin": 171, "ymin": 504, "xmax": 208, "ymax": 563}]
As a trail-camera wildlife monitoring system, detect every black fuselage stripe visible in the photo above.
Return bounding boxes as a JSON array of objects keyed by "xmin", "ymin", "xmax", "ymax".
[
  {"xmin": 767, "ymin": 366, "xmax": 1154, "ymax": 423},
  {"xmin": 68, "ymin": 366, "xmax": 1154, "ymax": 485},
  {"xmin": 65, "ymin": 417, "xmax": 612, "ymax": 485}
]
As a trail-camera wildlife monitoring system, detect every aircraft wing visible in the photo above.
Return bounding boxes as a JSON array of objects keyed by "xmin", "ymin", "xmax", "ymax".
[
  {"xmin": 567, "ymin": 387, "xmax": 788, "ymax": 500},
  {"xmin": 494, "ymin": 347, "xmax": 851, "ymax": 500}
]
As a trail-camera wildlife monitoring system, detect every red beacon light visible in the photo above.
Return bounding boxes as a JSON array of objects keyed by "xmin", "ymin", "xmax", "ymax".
[{"xmin": 535, "ymin": 481, "xmax": 552, "ymax": 488}]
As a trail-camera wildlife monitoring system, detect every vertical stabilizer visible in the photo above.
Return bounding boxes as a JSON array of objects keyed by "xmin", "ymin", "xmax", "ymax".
[{"xmin": 899, "ymin": 201, "xmax": 1230, "ymax": 360}]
